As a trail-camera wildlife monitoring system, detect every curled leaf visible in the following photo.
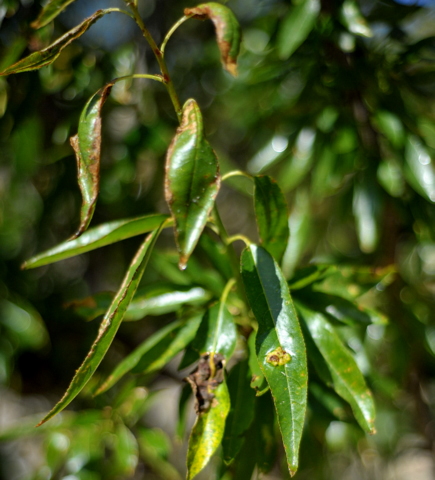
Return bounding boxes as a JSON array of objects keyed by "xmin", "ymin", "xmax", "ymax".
[
  {"xmin": 31, "ymin": 0, "xmax": 78, "ymax": 29},
  {"xmin": 185, "ymin": 3, "xmax": 241, "ymax": 76},
  {"xmin": 165, "ymin": 99, "xmax": 220, "ymax": 269},
  {"xmin": 0, "ymin": 10, "xmax": 108, "ymax": 76},
  {"xmin": 70, "ymin": 82, "xmax": 114, "ymax": 237}
]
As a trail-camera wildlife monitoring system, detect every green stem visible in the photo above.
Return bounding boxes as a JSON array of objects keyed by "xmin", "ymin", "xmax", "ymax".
[
  {"xmin": 124, "ymin": 1, "xmax": 182, "ymax": 122},
  {"xmin": 102, "ymin": 8, "xmax": 135, "ymax": 20},
  {"xmin": 160, "ymin": 15, "xmax": 193, "ymax": 54},
  {"xmin": 220, "ymin": 278, "xmax": 237, "ymax": 304},
  {"xmin": 226, "ymin": 235, "xmax": 251, "ymax": 247},
  {"xmin": 222, "ymin": 170, "xmax": 253, "ymax": 182},
  {"xmin": 113, "ymin": 73, "xmax": 164, "ymax": 84}
]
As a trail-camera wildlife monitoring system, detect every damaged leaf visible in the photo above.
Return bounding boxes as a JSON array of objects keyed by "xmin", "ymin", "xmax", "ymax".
[{"xmin": 185, "ymin": 3, "xmax": 241, "ymax": 76}]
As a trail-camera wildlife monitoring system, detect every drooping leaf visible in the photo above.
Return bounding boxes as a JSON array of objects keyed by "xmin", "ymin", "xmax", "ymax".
[
  {"xmin": 165, "ymin": 99, "xmax": 220, "ymax": 269},
  {"xmin": 0, "ymin": 10, "xmax": 109, "ymax": 76},
  {"xmin": 31, "ymin": 0, "xmax": 78, "ymax": 29},
  {"xmin": 22, "ymin": 214, "xmax": 169, "ymax": 269},
  {"xmin": 186, "ymin": 380, "xmax": 230, "ymax": 480},
  {"xmin": 70, "ymin": 82, "xmax": 114, "ymax": 237},
  {"xmin": 277, "ymin": 0, "xmax": 320, "ymax": 60},
  {"xmin": 185, "ymin": 3, "xmax": 241, "ymax": 76},
  {"xmin": 199, "ymin": 233, "xmax": 232, "ymax": 280},
  {"xmin": 296, "ymin": 304, "xmax": 376, "ymax": 433},
  {"xmin": 36, "ymin": 224, "xmax": 164, "ymax": 426},
  {"xmin": 254, "ymin": 175, "xmax": 289, "ymax": 264},
  {"xmin": 222, "ymin": 359, "xmax": 255, "ymax": 464},
  {"xmin": 95, "ymin": 313, "xmax": 202, "ymax": 395},
  {"xmin": 193, "ymin": 302, "xmax": 237, "ymax": 359},
  {"xmin": 309, "ymin": 382, "xmax": 351, "ymax": 421},
  {"xmin": 241, "ymin": 245, "xmax": 308, "ymax": 476}
]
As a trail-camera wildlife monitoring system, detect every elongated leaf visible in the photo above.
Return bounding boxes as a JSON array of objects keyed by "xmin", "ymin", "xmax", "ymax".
[
  {"xmin": 186, "ymin": 380, "xmax": 230, "ymax": 480},
  {"xmin": 125, "ymin": 286, "xmax": 210, "ymax": 320},
  {"xmin": 185, "ymin": 3, "xmax": 241, "ymax": 76},
  {"xmin": 277, "ymin": 0, "xmax": 320, "ymax": 60},
  {"xmin": 193, "ymin": 302, "xmax": 237, "ymax": 359},
  {"xmin": 95, "ymin": 313, "xmax": 202, "ymax": 395},
  {"xmin": 248, "ymin": 330, "xmax": 268, "ymax": 394},
  {"xmin": 296, "ymin": 304, "xmax": 376, "ymax": 433},
  {"xmin": 0, "ymin": 10, "xmax": 108, "ymax": 76},
  {"xmin": 22, "ymin": 214, "xmax": 168, "ymax": 269},
  {"xmin": 254, "ymin": 175, "xmax": 289, "ymax": 264},
  {"xmin": 404, "ymin": 135, "xmax": 435, "ymax": 202},
  {"xmin": 165, "ymin": 99, "xmax": 220, "ymax": 269},
  {"xmin": 340, "ymin": 0, "xmax": 372, "ymax": 38},
  {"xmin": 36, "ymin": 224, "xmax": 164, "ymax": 426},
  {"xmin": 113, "ymin": 423, "xmax": 139, "ymax": 476},
  {"xmin": 70, "ymin": 82, "xmax": 114, "ymax": 237},
  {"xmin": 222, "ymin": 359, "xmax": 255, "ymax": 464},
  {"xmin": 241, "ymin": 245, "xmax": 308, "ymax": 476},
  {"xmin": 288, "ymin": 265, "xmax": 335, "ymax": 290},
  {"xmin": 31, "ymin": 0, "xmax": 78, "ymax": 29}
]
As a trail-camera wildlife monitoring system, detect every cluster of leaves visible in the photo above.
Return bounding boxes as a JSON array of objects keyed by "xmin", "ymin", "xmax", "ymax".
[{"xmin": 1, "ymin": 0, "xmax": 435, "ymax": 479}]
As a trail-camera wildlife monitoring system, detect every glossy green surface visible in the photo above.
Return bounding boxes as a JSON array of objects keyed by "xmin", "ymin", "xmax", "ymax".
[
  {"xmin": 193, "ymin": 302, "xmax": 237, "ymax": 358},
  {"xmin": 36, "ymin": 224, "xmax": 164, "ymax": 426},
  {"xmin": 186, "ymin": 380, "xmax": 230, "ymax": 480},
  {"xmin": 70, "ymin": 82, "xmax": 113, "ymax": 237},
  {"xmin": 185, "ymin": 2, "xmax": 241, "ymax": 76},
  {"xmin": 165, "ymin": 99, "xmax": 220, "ymax": 269},
  {"xmin": 254, "ymin": 175, "xmax": 289, "ymax": 264},
  {"xmin": 241, "ymin": 244, "xmax": 307, "ymax": 476},
  {"xmin": 31, "ymin": 0, "xmax": 78, "ymax": 29},
  {"xmin": 297, "ymin": 304, "xmax": 376, "ymax": 433},
  {"xmin": 0, "ymin": 10, "xmax": 108, "ymax": 76},
  {"xmin": 22, "ymin": 214, "xmax": 169, "ymax": 269}
]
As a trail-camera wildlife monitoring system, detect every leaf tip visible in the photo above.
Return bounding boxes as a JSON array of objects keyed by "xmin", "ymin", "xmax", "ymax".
[
  {"xmin": 179, "ymin": 256, "xmax": 188, "ymax": 271},
  {"xmin": 289, "ymin": 466, "xmax": 298, "ymax": 477}
]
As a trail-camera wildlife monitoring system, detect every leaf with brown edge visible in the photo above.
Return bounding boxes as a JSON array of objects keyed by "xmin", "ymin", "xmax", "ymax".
[
  {"xmin": 0, "ymin": 10, "xmax": 108, "ymax": 76},
  {"xmin": 31, "ymin": 0, "xmax": 78, "ymax": 29},
  {"xmin": 165, "ymin": 99, "xmax": 220, "ymax": 270},
  {"xmin": 70, "ymin": 81, "xmax": 113, "ymax": 237},
  {"xmin": 185, "ymin": 3, "xmax": 241, "ymax": 76},
  {"xmin": 36, "ymin": 222, "xmax": 165, "ymax": 427}
]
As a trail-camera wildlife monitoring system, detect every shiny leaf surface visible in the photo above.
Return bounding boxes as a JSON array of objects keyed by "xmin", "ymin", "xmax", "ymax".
[
  {"xmin": 31, "ymin": 0, "xmax": 78, "ymax": 29},
  {"xmin": 22, "ymin": 214, "xmax": 168, "ymax": 269},
  {"xmin": 241, "ymin": 245, "xmax": 308, "ymax": 476},
  {"xmin": 254, "ymin": 175, "xmax": 289, "ymax": 264},
  {"xmin": 36, "ymin": 224, "xmax": 164, "ymax": 426},
  {"xmin": 185, "ymin": 3, "xmax": 241, "ymax": 76},
  {"xmin": 70, "ymin": 82, "xmax": 114, "ymax": 237},
  {"xmin": 165, "ymin": 99, "xmax": 220, "ymax": 269}
]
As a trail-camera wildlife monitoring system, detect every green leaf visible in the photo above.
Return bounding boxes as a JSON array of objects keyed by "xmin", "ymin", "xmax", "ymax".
[
  {"xmin": 340, "ymin": 0, "xmax": 373, "ymax": 38},
  {"xmin": 36, "ymin": 224, "xmax": 164, "ymax": 426},
  {"xmin": 112, "ymin": 423, "xmax": 139, "ymax": 476},
  {"xmin": 95, "ymin": 313, "xmax": 202, "ymax": 395},
  {"xmin": 248, "ymin": 330, "xmax": 268, "ymax": 394},
  {"xmin": 70, "ymin": 82, "xmax": 114, "ymax": 237},
  {"xmin": 297, "ymin": 304, "xmax": 376, "ymax": 433},
  {"xmin": 186, "ymin": 380, "xmax": 230, "ymax": 480},
  {"xmin": 404, "ymin": 135, "xmax": 435, "ymax": 203},
  {"xmin": 222, "ymin": 359, "xmax": 255, "ymax": 464},
  {"xmin": 165, "ymin": 99, "xmax": 220, "ymax": 269},
  {"xmin": 309, "ymin": 382, "xmax": 351, "ymax": 421},
  {"xmin": 22, "ymin": 214, "xmax": 168, "ymax": 269},
  {"xmin": 240, "ymin": 245, "xmax": 308, "ymax": 476},
  {"xmin": 31, "ymin": 0, "xmax": 78, "ymax": 29},
  {"xmin": 193, "ymin": 302, "xmax": 237, "ymax": 359},
  {"xmin": 125, "ymin": 286, "xmax": 211, "ymax": 320},
  {"xmin": 254, "ymin": 175, "xmax": 289, "ymax": 264},
  {"xmin": 288, "ymin": 265, "xmax": 336, "ymax": 290},
  {"xmin": 185, "ymin": 3, "xmax": 241, "ymax": 76},
  {"xmin": 0, "ymin": 10, "xmax": 109, "ymax": 76},
  {"xmin": 277, "ymin": 0, "xmax": 320, "ymax": 60}
]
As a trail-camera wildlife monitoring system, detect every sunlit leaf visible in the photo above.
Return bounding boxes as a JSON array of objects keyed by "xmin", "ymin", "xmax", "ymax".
[
  {"xmin": 404, "ymin": 135, "xmax": 435, "ymax": 203},
  {"xmin": 185, "ymin": 2, "xmax": 241, "ymax": 76},
  {"xmin": 112, "ymin": 423, "xmax": 139, "ymax": 476},
  {"xmin": 31, "ymin": 0, "xmax": 78, "ymax": 29},
  {"xmin": 297, "ymin": 304, "xmax": 376, "ymax": 433},
  {"xmin": 165, "ymin": 99, "xmax": 220, "ymax": 269},
  {"xmin": 36, "ymin": 224, "xmax": 164, "ymax": 426},
  {"xmin": 288, "ymin": 265, "xmax": 336, "ymax": 290},
  {"xmin": 340, "ymin": 0, "xmax": 373, "ymax": 37},
  {"xmin": 70, "ymin": 82, "xmax": 114, "ymax": 237},
  {"xmin": 22, "ymin": 214, "xmax": 169, "ymax": 269},
  {"xmin": 241, "ymin": 244, "xmax": 308, "ymax": 476},
  {"xmin": 254, "ymin": 175, "xmax": 289, "ymax": 264},
  {"xmin": 0, "ymin": 10, "xmax": 109, "ymax": 76},
  {"xmin": 277, "ymin": 0, "xmax": 320, "ymax": 60},
  {"xmin": 186, "ymin": 380, "xmax": 230, "ymax": 480}
]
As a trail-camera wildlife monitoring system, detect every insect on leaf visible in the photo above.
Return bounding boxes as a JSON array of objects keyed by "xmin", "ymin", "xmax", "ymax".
[
  {"xmin": 0, "ymin": 10, "xmax": 109, "ymax": 76},
  {"xmin": 185, "ymin": 2, "xmax": 241, "ymax": 76},
  {"xmin": 70, "ymin": 82, "xmax": 114, "ymax": 237},
  {"xmin": 36, "ymin": 222, "xmax": 165, "ymax": 426},
  {"xmin": 31, "ymin": 0, "xmax": 78, "ymax": 29},
  {"xmin": 165, "ymin": 99, "xmax": 220, "ymax": 269},
  {"xmin": 241, "ymin": 244, "xmax": 308, "ymax": 477}
]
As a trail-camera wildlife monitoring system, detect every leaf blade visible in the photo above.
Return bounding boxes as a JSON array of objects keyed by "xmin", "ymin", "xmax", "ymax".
[
  {"xmin": 241, "ymin": 245, "xmax": 308, "ymax": 476},
  {"xmin": 31, "ymin": 0, "xmax": 78, "ymax": 29},
  {"xmin": 165, "ymin": 99, "xmax": 220, "ymax": 269}
]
